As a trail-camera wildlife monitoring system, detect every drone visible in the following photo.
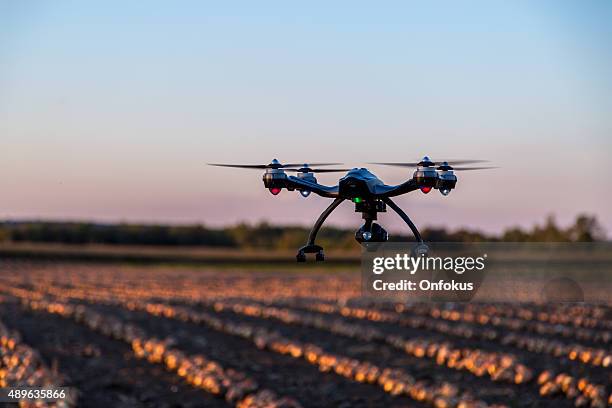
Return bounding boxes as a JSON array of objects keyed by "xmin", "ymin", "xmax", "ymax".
[{"xmin": 209, "ymin": 158, "xmax": 494, "ymax": 262}]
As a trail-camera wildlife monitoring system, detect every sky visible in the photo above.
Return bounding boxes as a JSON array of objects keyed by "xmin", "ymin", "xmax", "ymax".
[{"xmin": 1, "ymin": 1, "xmax": 611, "ymax": 235}]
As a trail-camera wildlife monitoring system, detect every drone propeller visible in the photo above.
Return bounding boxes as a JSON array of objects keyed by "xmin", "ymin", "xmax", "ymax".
[
  {"xmin": 435, "ymin": 161, "xmax": 497, "ymax": 172},
  {"xmin": 370, "ymin": 158, "xmax": 489, "ymax": 168},
  {"xmin": 447, "ymin": 166, "xmax": 497, "ymax": 171},
  {"xmin": 208, "ymin": 159, "xmax": 342, "ymax": 170},
  {"xmin": 285, "ymin": 167, "xmax": 352, "ymax": 173}
]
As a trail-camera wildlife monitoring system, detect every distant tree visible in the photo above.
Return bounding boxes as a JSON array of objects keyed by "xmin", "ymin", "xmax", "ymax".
[
  {"xmin": 529, "ymin": 215, "xmax": 569, "ymax": 242},
  {"xmin": 567, "ymin": 214, "xmax": 606, "ymax": 242},
  {"xmin": 0, "ymin": 226, "xmax": 8, "ymax": 242},
  {"xmin": 501, "ymin": 227, "xmax": 530, "ymax": 242},
  {"xmin": 499, "ymin": 214, "xmax": 606, "ymax": 242},
  {"xmin": 421, "ymin": 228, "xmax": 453, "ymax": 242},
  {"xmin": 449, "ymin": 228, "xmax": 491, "ymax": 242}
]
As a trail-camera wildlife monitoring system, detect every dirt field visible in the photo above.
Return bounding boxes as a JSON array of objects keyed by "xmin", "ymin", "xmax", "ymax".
[{"xmin": 0, "ymin": 260, "xmax": 610, "ymax": 407}]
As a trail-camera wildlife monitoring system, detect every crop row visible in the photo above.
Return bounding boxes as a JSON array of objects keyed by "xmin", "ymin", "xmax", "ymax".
[
  {"xmin": 213, "ymin": 300, "xmax": 532, "ymax": 385},
  {"xmin": 0, "ymin": 264, "xmax": 361, "ymax": 303},
  {"xmin": 6, "ymin": 268, "xmax": 609, "ymax": 338},
  {"xmin": 3, "ymin": 270, "xmax": 611, "ymax": 407},
  {"xmin": 273, "ymin": 299, "xmax": 611, "ymax": 368},
  {"xmin": 5, "ymin": 277, "xmax": 610, "ymax": 376},
  {"xmin": 5, "ymin": 278, "xmax": 611, "ymax": 406},
  {"xmin": 28, "ymin": 264, "xmax": 612, "ymax": 331},
  {"xmin": 287, "ymin": 299, "xmax": 612, "ymax": 345},
  {"xmin": 134, "ymin": 301, "xmax": 496, "ymax": 408},
  {"xmin": 353, "ymin": 300, "xmax": 612, "ymax": 331},
  {"xmin": 9, "ymin": 268, "xmax": 611, "ymax": 345},
  {"xmin": 6, "ymin": 283, "xmax": 500, "ymax": 408},
  {"xmin": 209, "ymin": 299, "xmax": 611, "ymax": 408},
  {"xmin": 17, "ymin": 297, "xmax": 302, "ymax": 408},
  {"xmin": 433, "ymin": 303, "xmax": 612, "ymax": 331},
  {"xmin": 7, "ymin": 272, "xmax": 609, "ymax": 354},
  {"xmin": 2, "ymin": 263, "xmax": 609, "ymax": 331},
  {"xmin": 0, "ymin": 311, "xmax": 76, "ymax": 407}
]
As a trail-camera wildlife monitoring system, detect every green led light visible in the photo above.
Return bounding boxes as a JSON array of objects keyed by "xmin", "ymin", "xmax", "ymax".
[{"xmin": 353, "ymin": 197, "xmax": 362, "ymax": 203}]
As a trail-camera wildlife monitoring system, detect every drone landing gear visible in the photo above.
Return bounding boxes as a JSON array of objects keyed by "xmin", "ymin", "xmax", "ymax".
[
  {"xmin": 295, "ymin": 196, "xmax": 425, "ymax": 261},
  {"xmin": 296, "ymin": 197, "xmax": 344, "ymax": 262},
  {"xmin": 381, "ymin": 197, "xmax": 423, "ymax": 243},
  {"xmin": 296, "ymin": 244, "xmax": 324, "ymax": 262}
]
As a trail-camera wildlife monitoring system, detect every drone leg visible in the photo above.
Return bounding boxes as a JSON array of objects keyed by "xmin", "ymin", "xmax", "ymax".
[
  {"xmin": 381, "ymin": 197, "xmax": 423, "ymax": 243},
  {"xmin": 297, "ymin": 197, "xmax": 344, "ymax": 262},
  {"xmin": 307, "ymin": 198, "xmax": 345, "ymax": 245}
]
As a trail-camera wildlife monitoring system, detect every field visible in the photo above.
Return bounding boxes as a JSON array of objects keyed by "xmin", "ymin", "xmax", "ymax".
[{"xmin": 0, "ymin": 259, "xmax": 610, "ymax": 408}]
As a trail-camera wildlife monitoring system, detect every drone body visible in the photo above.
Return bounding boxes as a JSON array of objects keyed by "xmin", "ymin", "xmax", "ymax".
[{"xmin": 210, "ymin": 157, "xmax": 494, "ymax": 261}]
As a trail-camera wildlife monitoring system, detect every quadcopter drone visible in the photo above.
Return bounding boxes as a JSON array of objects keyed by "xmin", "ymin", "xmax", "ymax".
[{"xmin": 209, "ymin": 158, "xmax": 494, "ymax": 262}]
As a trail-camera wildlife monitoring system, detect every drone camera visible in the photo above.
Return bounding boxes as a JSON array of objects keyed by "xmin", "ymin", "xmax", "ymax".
[{"xmin": 355, "ymin": 222, "xmax": 388, "ymax": 243}]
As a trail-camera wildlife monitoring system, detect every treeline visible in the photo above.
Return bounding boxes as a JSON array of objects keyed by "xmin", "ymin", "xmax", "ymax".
[
  {"xmin": 420, "ymin": 214, "xmax": 606, "ymax": 243},
  {"xmin": 0, "ymin": 222, "xmax": 235, "ymax": 247},
  {"xmin": 0, "ymin": 214, "xmax": 605, "ymax": 250}
]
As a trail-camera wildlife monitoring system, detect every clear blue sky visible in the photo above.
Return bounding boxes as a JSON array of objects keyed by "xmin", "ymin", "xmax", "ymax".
[{"xmin": 1, "ymin": 1, "xmax": 611, "ymax": 234}]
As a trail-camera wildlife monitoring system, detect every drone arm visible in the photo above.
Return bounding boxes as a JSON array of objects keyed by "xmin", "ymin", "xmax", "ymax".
[
  {"xmin": 285, "ymin": 176, "xmax": 340, "ymax": 198},
  {"xmin": 307, "ymin": 197, "xmax": 344, "ymax": 245},
  {"xmin": 381, "ymin": 197, "xmax": 423, "ymax": 242},
  {"xmin": 377, "ymin": 178, "xmax": 420, "ymax": 197}
]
